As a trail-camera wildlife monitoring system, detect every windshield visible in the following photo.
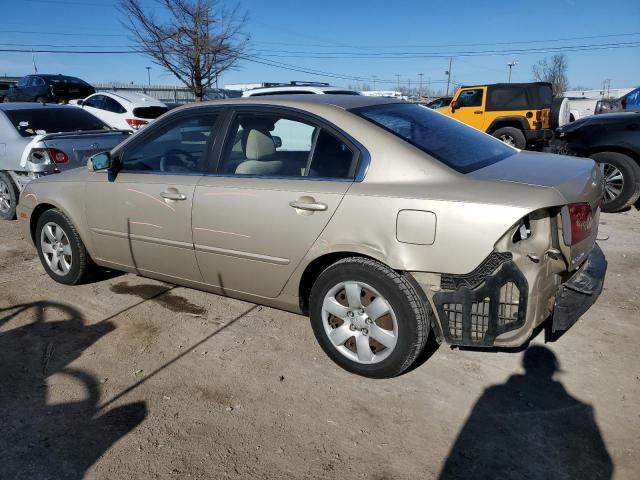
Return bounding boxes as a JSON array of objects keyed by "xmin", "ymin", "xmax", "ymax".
[
  {"xmin": 5, "ymin": 108, "xmax": 111, "ymax": 137},
  {"xmin": 353, "ymin": 103, "xmax": 516, "ymax": 173}
]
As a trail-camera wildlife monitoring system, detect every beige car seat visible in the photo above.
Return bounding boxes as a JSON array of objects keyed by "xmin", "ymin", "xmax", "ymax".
[{"xmin": 235, "ymin": 128, "xmax": 283, "ymax": 175}]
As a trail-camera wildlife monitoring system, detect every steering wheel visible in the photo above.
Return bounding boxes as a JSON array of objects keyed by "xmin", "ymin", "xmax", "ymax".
[{"xmin": 159, "ymin": 149, "xmax": 197, "ymax": 173}]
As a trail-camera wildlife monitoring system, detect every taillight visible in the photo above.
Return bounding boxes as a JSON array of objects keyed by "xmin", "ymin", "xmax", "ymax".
[
  {"xmin": 567, "ymin": 203, "xmax": 593, "ymax": 245},
  {"xmin": 126, "ymin": 118, "xmax": 149, "ymax": 130},
  {"xmin": 48, "ymin": 148, "xmax": 69, "ymax": 164},
  {"xmin": 535, "ymin": 111, "xmax": 542, "ymax": 122}
]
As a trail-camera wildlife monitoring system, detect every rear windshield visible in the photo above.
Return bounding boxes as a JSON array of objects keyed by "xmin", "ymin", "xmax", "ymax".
[
  {"xmin": 132, "ymin": 106, "xmax": 169, "ymax": 119},
  {"xmin": 5, "ymin": 108, "xmax": 110, "ymax": 137},
  {"xmin": 354, "ymin": 103, "xmax": 516, "ymax": 173}
]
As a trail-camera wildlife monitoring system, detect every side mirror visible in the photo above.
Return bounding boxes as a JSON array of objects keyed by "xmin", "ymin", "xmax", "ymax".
[
  {"xmin": 272, "ymin": 135, "xmax": 282, "ymax": 148},
  {"xmin": 451, "ymin": 100, "xmax": 459, "ymax": 112},
  {"xmin": 77, "ymin": 99, "xmax": 84, "ymax": 106},
  {"xmin": 88, "ymin": 151, "xmax": 112, "ymax": 171}
]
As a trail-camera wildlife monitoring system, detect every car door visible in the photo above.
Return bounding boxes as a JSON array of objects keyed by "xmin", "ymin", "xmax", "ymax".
[
  {"xmin": 450, "ymin": 87, "xmax": 486, "ymax": 131},
  {"xmin": 192, "ymin": 107, "xmax": 362, "ymax": 298},
  {"xmin": 82, "ymin": 94, "xmax": 107, "ymax": 122},
  {"xmin": 31, "ymin": 76, "xmax": 47, "ymax": 100},
  {"xmin": 85, "ymin": 110, "xmax": 221, "ymax": 282},
  {"xmin": 101, "ymin": 96, "xmax": 128, "ymax": 129}
]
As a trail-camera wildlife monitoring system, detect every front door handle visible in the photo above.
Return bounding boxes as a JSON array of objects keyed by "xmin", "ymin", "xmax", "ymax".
[
  {"xmin": 161, "ymin": 191, "xmax": 187, "ymax": 201},
  {"xmin": 289, "ymin": 200, "xmax": 328, "ymax": 211},
  {"xmin": 474, "ymin": 110, "xmax": 483, "ymax": 114}
]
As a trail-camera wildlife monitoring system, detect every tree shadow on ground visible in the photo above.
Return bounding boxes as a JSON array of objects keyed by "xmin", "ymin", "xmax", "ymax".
[
  {"xmin": 0, "ymin": 302, "xmax": 147, "ymax": 480},
  {"xmin": 439, "ymin": 346, "xmax": 613, "ymax": 480}
]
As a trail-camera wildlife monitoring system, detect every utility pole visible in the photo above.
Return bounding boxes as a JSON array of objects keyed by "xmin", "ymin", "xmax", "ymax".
[
  {"xmin": 395, "ymin": 74, "xmax": 400, "ymax": 92},
  {"xmin": 372, "ymin": 75, "xmax": 377, "ymax": 91},
  {"xmin": 445, "ymin": 58, "xmax": 452, "ymax": 97},
  {"xmin": 408, "ymin": 79, "xmax": 411, "ymax": 98},
  {"xmin": 507, "ymin": 61, "xmax": 517, "ymax": 83},
  {"xmin": 418, "ymin": 73, "xmax": 423, "ymax": 98},
  {"xmin": 146, "ymin": 66, "xmax": 151, "ymax": 86}
]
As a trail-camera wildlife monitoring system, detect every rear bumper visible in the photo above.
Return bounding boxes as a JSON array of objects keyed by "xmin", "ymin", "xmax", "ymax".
[
  {"xmin": 552, "ymin": 243, "xmax": 607, "ymax": 331},
  {"xmin": 524, "ymin": 128, "xmax": 553, "ymax": 142},
  {"xmin": 430, "ymin": 244, "xmax": 607, "ymax": 347}
]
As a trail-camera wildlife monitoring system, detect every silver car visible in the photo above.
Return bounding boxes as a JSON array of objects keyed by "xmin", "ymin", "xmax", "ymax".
[
  {"xmin": 17, "ymin": 95, "xmax": 607, "ymax": 378},
  {"xmin": 0, "ymin": 103, "xmax": 130, "ymax": 220}
]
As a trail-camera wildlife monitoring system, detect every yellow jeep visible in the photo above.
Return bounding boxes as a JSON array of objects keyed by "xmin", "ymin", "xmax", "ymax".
[{"xmin": 438, "ymin": 82, "xmax": 553, "ymax": 150}]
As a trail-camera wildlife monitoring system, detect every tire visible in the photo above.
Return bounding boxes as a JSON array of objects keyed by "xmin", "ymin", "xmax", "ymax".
[
  {"xmin": 590, "ymin": 152, "xmax": 640, "ymax": 213},
  {"xmin": 0, "ymin": 172, "xmax": 18, "ymax": 220},
  {"xmin": 35, "ymin": 96, "xmax": 49, "ymax": 104},
  {"xmin": 492, "ymin": 127, "xmax": 526, "ymax": 149},
  {"xmin": 35, "ymin": 208, "xmax": 93, "ymax": 285},
  {"xmin": 2, "ymin": 96, "xmax": 10, "ymax": 103},
  {"xmin": 309, "ymin": 257, "xmax": 430, "ymax": 378}
]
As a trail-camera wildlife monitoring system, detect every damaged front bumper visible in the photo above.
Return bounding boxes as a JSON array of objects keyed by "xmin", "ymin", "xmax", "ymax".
[{"xmin": 430, "ymin": 244, "xmax": 607, "ymax": 348}]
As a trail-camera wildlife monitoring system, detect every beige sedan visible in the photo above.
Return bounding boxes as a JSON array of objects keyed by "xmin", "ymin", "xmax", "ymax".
[{"xmin": 17, "ymin": 95, "xmax": 607, "ymax": 378}]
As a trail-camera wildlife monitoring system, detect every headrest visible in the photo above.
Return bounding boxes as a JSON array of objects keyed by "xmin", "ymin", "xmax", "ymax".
[{"xmin": 244, "ymin": 129, "xmax": 276, "ymax": 161}]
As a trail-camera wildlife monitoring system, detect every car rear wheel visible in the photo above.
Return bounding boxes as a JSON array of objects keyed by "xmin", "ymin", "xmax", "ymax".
[
  {"xmin": 309, "ymin": 257, "xmax": 430, "ymax": 378},
  {"xmin": 0, "ymin": 172, "xmax": 18, "ymax": 220},
  {"xmin": 36, "ymin": 209, "xmax": 93, "ymax": 285},
  {"xmin": 590, "ymin": 152, "xmax": 640, "ymax": 213},
  {"xmin": 492, "ymin": 127, "xmax": 526, "ymax": 149}
]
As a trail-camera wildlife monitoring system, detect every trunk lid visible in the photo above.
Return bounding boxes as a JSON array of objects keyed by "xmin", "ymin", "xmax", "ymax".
[
  {"xmin": 469, "ymin": 151, "xmax": 602, "ymax": 209},
  {"xmin": 39, "ymin": 130, "xmax": 129, "ymax": 170},
  {"xmin": 470, "ymin": 150, "xmax": 603, "ymax": 271}
]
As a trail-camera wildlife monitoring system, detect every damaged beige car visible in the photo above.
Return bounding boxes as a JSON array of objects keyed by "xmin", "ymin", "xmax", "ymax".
[{"xmin": 17, "ymin": 96, "xmax": 607, "ymax": 378}]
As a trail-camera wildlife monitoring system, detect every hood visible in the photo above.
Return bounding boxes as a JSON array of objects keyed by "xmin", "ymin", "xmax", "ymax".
[{"xmin": 468, "ymin": 151, "xmax": 602, "ymax": 208}]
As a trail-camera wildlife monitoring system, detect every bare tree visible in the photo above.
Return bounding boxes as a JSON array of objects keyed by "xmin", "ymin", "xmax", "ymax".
[
  {"xmin": 120, "ymin": 0, "xmax": 249, "ymax": 100},
  {"xmin": 531, "ymin": 54, "xmax": 569, "ymax": 96}
]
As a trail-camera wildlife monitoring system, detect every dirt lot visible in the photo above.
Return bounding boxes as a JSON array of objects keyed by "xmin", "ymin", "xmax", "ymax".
[{"xmin": 1, "ymin": 211, "xmax": 638, "ymax": 480}]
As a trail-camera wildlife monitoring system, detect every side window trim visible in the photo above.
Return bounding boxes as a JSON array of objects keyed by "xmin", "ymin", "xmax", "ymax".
[
  {"xmin": 210, "ymin": 105, "xmax": 367, "ymax": 182},
  {"xmin": 116, "ymin": 108, "xmax": 224, "ymax": 176}
]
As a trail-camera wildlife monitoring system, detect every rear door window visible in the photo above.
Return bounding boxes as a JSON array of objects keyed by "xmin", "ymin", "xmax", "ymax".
[
  {"xmin": 103, "ymin": 96, "xmax": 126, "ymax": 114},
  {"xmin": 487, "ymin": 87, "xmax": 529, "ymax": 110}
]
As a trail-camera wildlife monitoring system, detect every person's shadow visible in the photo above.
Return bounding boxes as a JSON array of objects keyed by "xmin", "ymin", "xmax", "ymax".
[
  {"xmin": 0, "ymin": 301, "xmax": 147, "ymax": 480},
  {"xmin": 439, "ymin": 346, "xmax": 613, "ymax": 480}
]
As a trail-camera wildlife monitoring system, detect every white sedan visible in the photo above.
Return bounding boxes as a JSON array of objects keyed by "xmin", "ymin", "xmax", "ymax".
[{"xmin": 76, "ymin": 91, "xmax": 168, "ymax": 132}]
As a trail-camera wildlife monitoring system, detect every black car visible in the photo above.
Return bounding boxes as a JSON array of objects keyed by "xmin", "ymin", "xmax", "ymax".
[
  {"xmin": 553, "ymin": 112, "xmax": 640, "ymax": 212},
  {"xmin": 3, "ymin": 74, "xmax": 95, "ymax": 104}
]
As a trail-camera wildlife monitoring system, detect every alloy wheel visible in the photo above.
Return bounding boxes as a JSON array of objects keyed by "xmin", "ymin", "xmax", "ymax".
[
  {"xmin": 321, "ymin": 281, "xmax": 398, "ymax": 364},
  {"xmin": 0, "ymin": 179, "xmax": 11, "ymax": 214},
  {"xmin": 599, "ymin": 162, "xmax": 624, "ymax": 202},
  {"xmin": 40, "ymin": 222, "xmax": 73, "ymax": 276},
  {"xmin": 499, "ymin": 134, "xmax": 516, "ymax": 147}
]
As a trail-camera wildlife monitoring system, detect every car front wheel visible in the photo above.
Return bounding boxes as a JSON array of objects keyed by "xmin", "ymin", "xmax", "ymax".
[
  {"xmin": 309, "ymin": 257, "xmax": 430, "ymax": 378},
  {"xmin": 591, "ymin": 152, "xmax": 640, "ymax": 213},
  {"xmin": 35, "ymin": 209, "xmax": 93, "ymax": 285}
]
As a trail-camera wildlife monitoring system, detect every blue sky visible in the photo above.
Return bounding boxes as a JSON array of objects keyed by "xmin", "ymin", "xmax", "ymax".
[{"xmin": 1, "ymin": 0, "xmax": 639, "ymax": 93}]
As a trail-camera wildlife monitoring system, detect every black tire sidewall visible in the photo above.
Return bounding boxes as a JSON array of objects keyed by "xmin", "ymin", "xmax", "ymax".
[
  {"xmin": 591, "ymin": 152, "xmax": 640, "ymax": 213},
  {"xmin": 492, "ymin": 127, "xmax": 526, "ymax": 150},
  {"xmin": 309, "ymin": 260, "xmax": 425, "ymax": 378},
  {"xmin": 35, "ymin": 209, "xmax": 86, "ymax": 285},
  {"xmin": 0, "ymin": 172, "xmax": 18, "ymax": 220}
]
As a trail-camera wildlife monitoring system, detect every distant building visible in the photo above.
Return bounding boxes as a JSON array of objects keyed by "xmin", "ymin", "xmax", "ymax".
[
  {"xmin": 563, "ymin": 88, "xmax": 634, "ymax": 100},
  {"xmin": 361, "ymin": 90, "xmax": 403, "ymax": 98}
]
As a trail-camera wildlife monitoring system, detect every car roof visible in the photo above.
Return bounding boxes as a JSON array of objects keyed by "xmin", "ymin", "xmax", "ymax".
[
  {"xmin": 179, "ymin": 94, "xmax": 401, "ymax": 111},
  {"xmin": 244, "ymin": 85, "xmax": 360, "ymax": 95},
  {"xmin": 90, "ymin": 90, "xmax": 167, "ymax": 106},
  {"xmin": 0, "ymin": 102, "xmax": 79, "ymax": 111}
]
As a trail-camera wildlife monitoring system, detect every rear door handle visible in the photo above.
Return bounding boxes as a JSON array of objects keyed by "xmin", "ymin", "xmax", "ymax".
[
  {"xmin": 289, "ymin": 201, "xmax": 328, "ymax": 211},
  {"xmin": 161, "ymin": 191, "xmax": 187, "ymax": 201}
]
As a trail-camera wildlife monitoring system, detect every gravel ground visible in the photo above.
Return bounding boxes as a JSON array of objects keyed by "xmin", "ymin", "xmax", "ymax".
[{"xmin": 0, "ymin": 211, "xmax": 638, "ymax": 480}]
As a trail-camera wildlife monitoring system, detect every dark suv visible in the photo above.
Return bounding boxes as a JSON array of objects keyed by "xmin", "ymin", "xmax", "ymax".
[
  {"xmin": 553, "ymin": 112, "xmax": 640, "ymax": 212},
  {"xmin": 3, "ymin": 74, "xmax": 95, "ymax": 104}
]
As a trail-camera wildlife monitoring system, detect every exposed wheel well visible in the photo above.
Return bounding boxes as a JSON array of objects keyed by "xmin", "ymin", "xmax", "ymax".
[
  {"xmin": 298, "ymin": 252, "xmax": 378, "ymax": 315},
  {"xmin": 29, "ymin": 203, "xmax": 57, "ymax": 243},
  {"xmin": 586, "ymin": 146, "xmax": 640, "ymax": 166}
]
